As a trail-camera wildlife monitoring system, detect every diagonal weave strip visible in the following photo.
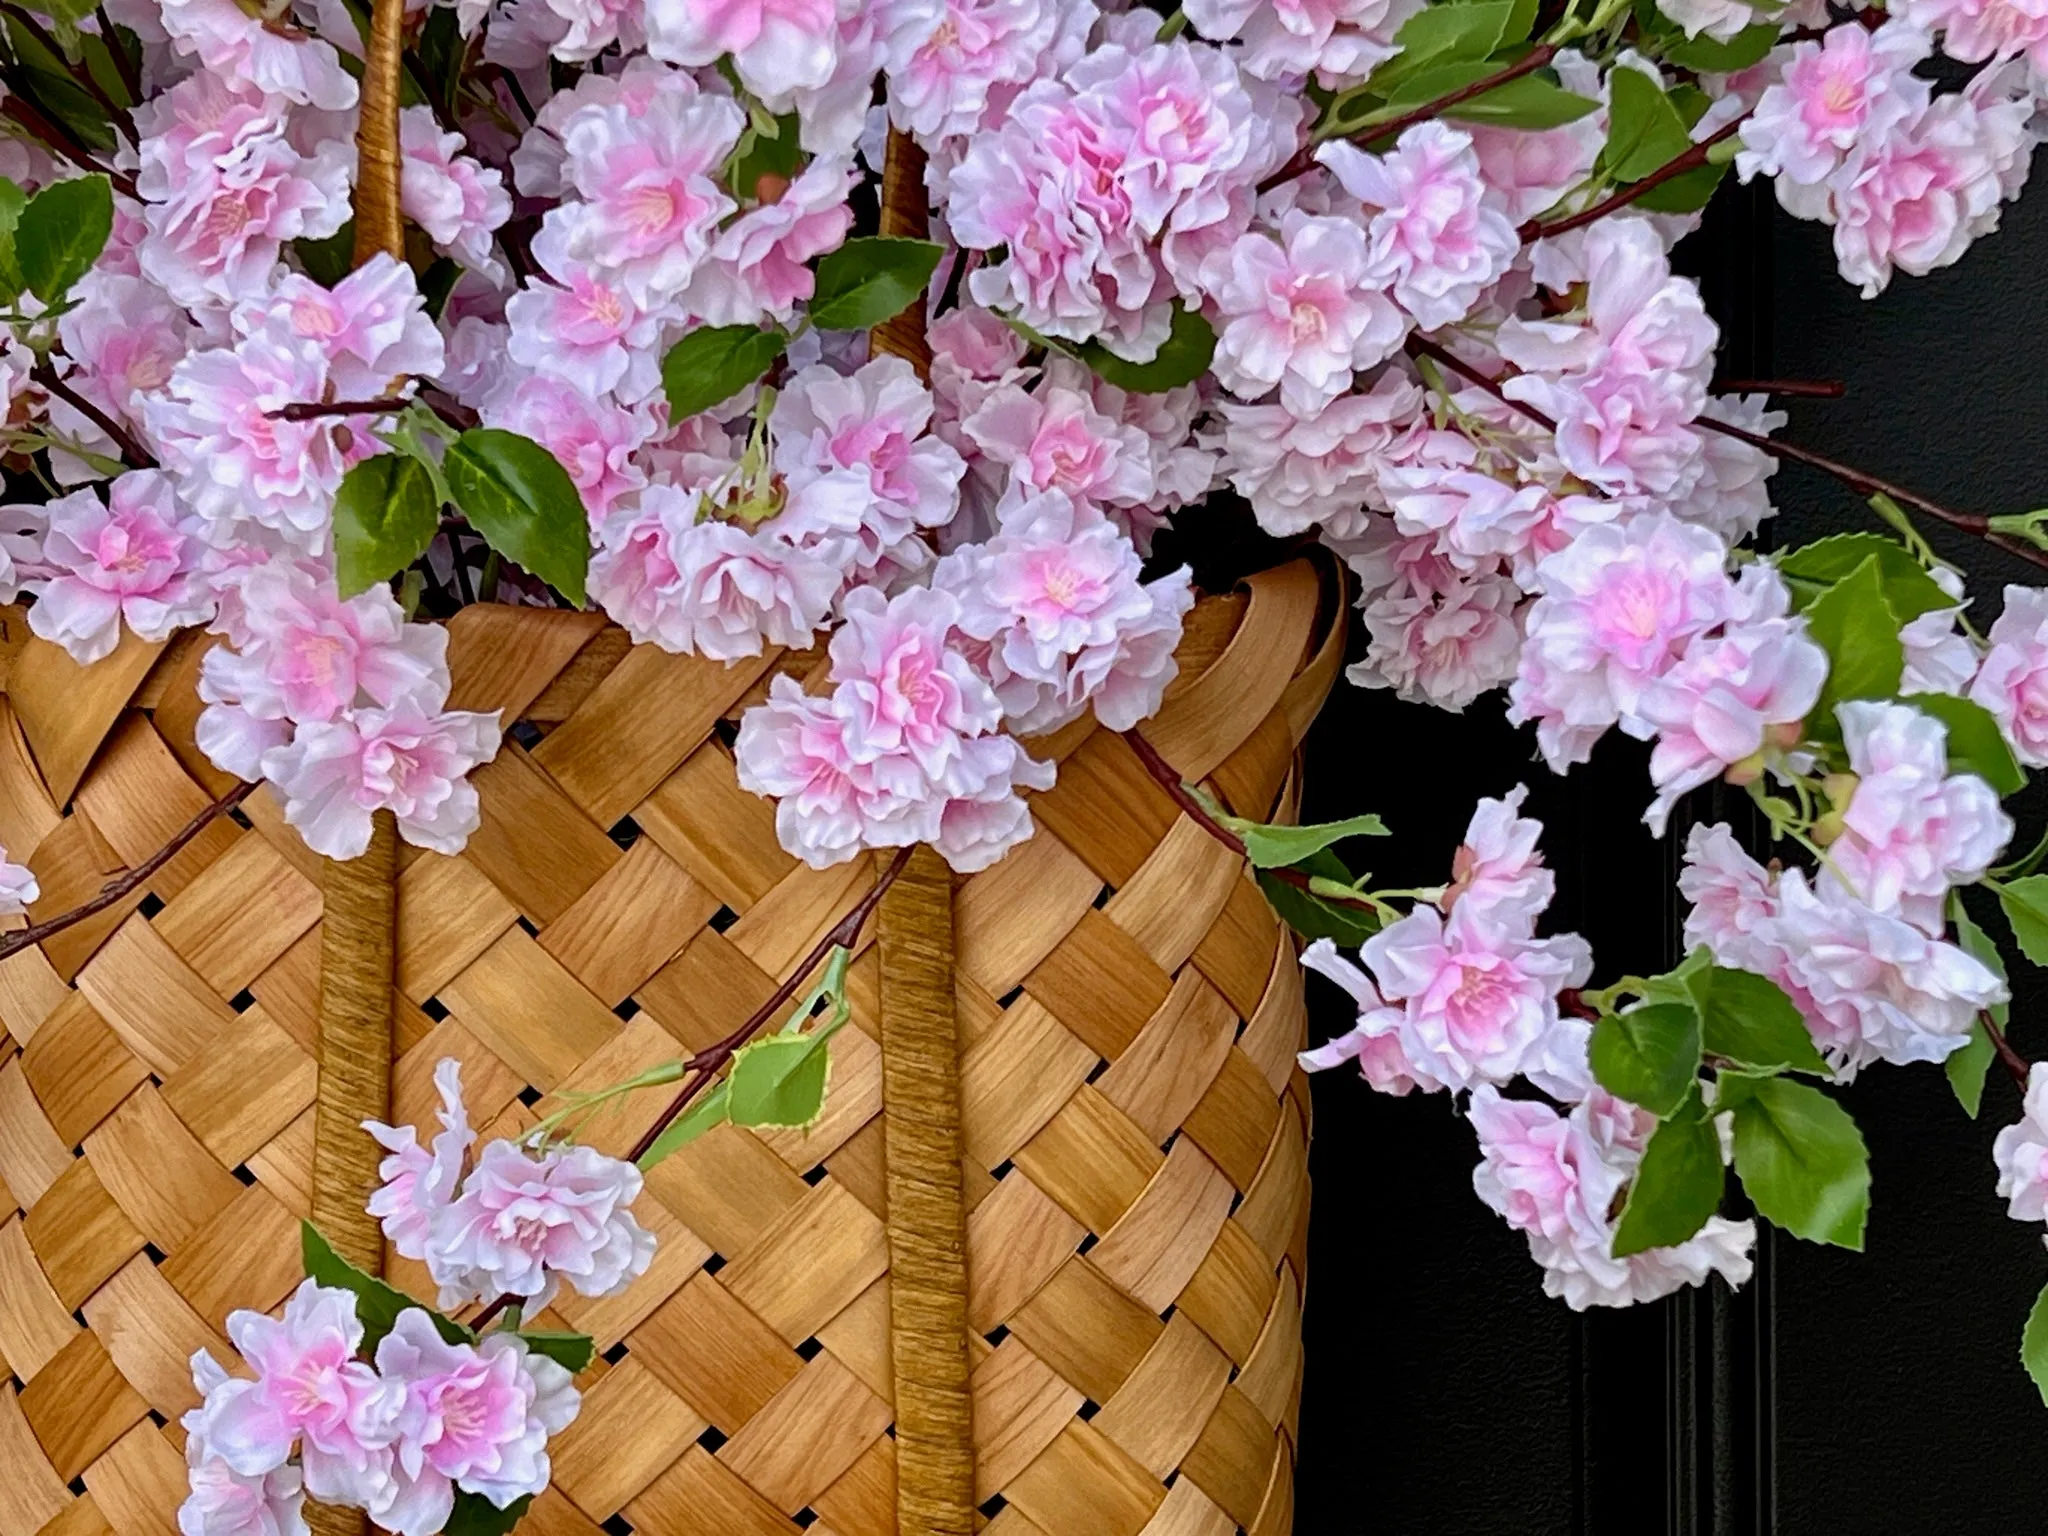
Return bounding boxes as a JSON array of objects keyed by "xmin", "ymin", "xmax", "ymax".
[{"xmin": 0, "ymin": 556, "xmax": 1339, "ymax": 1536}]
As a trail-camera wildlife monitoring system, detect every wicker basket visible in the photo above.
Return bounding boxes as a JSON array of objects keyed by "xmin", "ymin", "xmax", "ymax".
[{"xmin": 0, "ymin": 550, "xmax": 1339, "ymax": 1536}]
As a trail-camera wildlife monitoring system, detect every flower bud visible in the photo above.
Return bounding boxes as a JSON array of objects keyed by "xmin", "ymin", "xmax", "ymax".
[
  {"xmin": 1724, "ymin": 751, "xmax": 1766, "ymax": 787},
  {"xmin": 1821, "ymin": 772, "xmax": 1859, "ymax": 810},
  {"xmin": 1812, "ymin": 809, "xmax": 1847, "ymax": 846}
]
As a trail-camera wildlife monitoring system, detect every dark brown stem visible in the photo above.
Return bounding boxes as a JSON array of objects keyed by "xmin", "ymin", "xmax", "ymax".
[
  {"xmin": 1261, "ymin": 44, "xmax": 1560, "ymax": 193},
  {"xmin": 33, "ymin": 363, "xmax": 152, "ymax": 467},
  {"xmin": 1712, "ymin": 378, "xmax": 1845, "ymax": 399},
  {"xmin": 267, "ymin": 397, "xmax": 413, "ymax": 422},
  {"xmin": 0, "ymin": 4, "xmax": 135, "ymax": 144},
  {"xmin": 96, "ymin": 5, "xmax": 142, "ymax": 103},
  {"xmin": 623, "ymin": 844, "xmax": 918, "ymax": 1167},
  {"xmin": 469, "ymin": 1291, "xmax": 516, "ymax": 1332},
  {"xmin": 1407, "ymin": 333, "xmax": 1551, "ymax": 426},
  {"xmin": 1519, "ymin": 115, "xmax": 1745, "ymax": 242},
  {"xmin": 1982, "ymin": 1009, "xmax": 2031, "ymax": 1088},
  {"xmin": 0, "ymin": 780, "xmax": 257, "ymax": 962},
  {"xmin": 1123, "ymin": 730, "xmax": 1381, "ymax": 911},
  {"xmin": 0, "ymin": 91, "xmax": 135, "ymax": 197}
]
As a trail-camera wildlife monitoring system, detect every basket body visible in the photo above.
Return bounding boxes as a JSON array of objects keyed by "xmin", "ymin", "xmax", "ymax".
[{"xmin": 0, "ymin": 560, "xmax": 1339, "ymax": 1536}]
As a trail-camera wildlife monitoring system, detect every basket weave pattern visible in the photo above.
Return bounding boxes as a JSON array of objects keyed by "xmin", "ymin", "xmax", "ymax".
[{"xmin": 0, "ymin": 559, "xmax": 1338, "ymax": 1536}]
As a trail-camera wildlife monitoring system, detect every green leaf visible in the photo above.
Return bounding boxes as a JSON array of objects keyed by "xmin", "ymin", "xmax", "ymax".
[
  {"xmin": 1804, "ymin": 555, "xmax": 1906, "ymax": 744},
  {"xmin": 444, "ymin": 428, "xmax": 590, "ymax": 605},
  {"xmin": 1687, "ymin": 964, "xmax": 1827, "ymax": 1074},
  {"xmin": 1257, "ymin": 850, "xmax": 1380, "ymax": 947},
  {"xmin": 1778, "ymin": 533, "xmax": 1958, "ymax": 623},
  {"xmin": 728, "ymin": 1032, "xmax": 836, "ymax": 1130},
  {"xmin": 4, "ymin": 18, "xmax": 115, "ymax": 153},
  {"xmin": 1629, "ymin": 160, "xmax": 1728, "ymax": 214},
  {"xmin": 1612, "ymin": 1105, "xmax": 1725, "ymax": 1256},
  {"xmin": 1441, "ymin": 73, "xmax": 1600, "ymax": 129},
  {"xmin": 727, "ymin": 110, "xmax": 804, "ymax": 198},
  {"xmin": 1722, "ymin": 1076, "xmax": 1870, "ymax": 1249},
  {"xmin": 808, "ymin": 236, "xmax": 945, "ymax": 331},
  {"xmin": 635, "ymin": 1081, "xmax": 732, "ymax": 1170},
  {"xmin": 517, "ymin": 1331, "xmax": 596, "ymax": 1373},
  {"xmin": 16, "ymin": 173, "xmax": 112, "ymax": 303},
  {"xmin": 1602, "ymin": 67, "xmax": 1693, "ymax": 182},
  {"xmin": 1590, "ymin": 1002, "xmax": 1702, "ymax": 1118},
  {"xmin": 661, "ymin": 325, "xmax": 788, "ymax": 422},
  {"xmin": 1220, "ymin": 811, "xmax": 1388, "ymax": 870},
  {"xmin": 2023, "ymin": 1281, "xmax": 2048, "ymax": 1407},
  {"xmin": 0, "ymin": 178, "xmax": 26, "ymax": 302},
  {"xmin": 1996, "ymin": 875, "xmax": 2048, "ymax": 967},
  {"xmin": 294, "ymin": 220, "xmax": 356, "ymax": 288},
  {"xmin": 1660, "ymin": 20, "xmax": 1781, "ymax": 72},
  {"xmin": 1385, "ymin": 1, "xmax": 1521, "ymax": 78},
  {"xmin": 301, "ymin": 1222, "xmax": 473, "ymax": 1351},
  {"xmin": 444, "ymin": 1492, "xmax": 533, "ymax": 1536},
  {"xmin": 1943, "ymin": 890, "xmax": 2005, "ymax": 1116},
  {"xmin": 333, "ymin": 453, "xmax": 442, "ymax": 599},
  {"xmin": 1905, "ymin": 692, "xmax": 2027, "ymax": 797},
  {"xmin": 1074, "ymin": 303, "xmax": 1216, "ymax": 394}
]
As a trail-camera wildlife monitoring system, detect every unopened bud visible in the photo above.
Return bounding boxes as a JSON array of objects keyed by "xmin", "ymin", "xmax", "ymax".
[
  {"xmin": 754, "ymin": 172, "xmax": 791, "ymax": 206},
  {"xmin": 1765, "ymin": 719, "xmax": 1805, "ymax": 750},
  {"xmin": 1821, "ymin": 772, "xmax": 1859, "ymax": 810},
  {"xmin": 1724, "ymin": 751, "xmax": 1766, "ymax": 787},
  {"xmin": 1813, "ymin": 810, "xmax": 1847, "ymax": 846}
]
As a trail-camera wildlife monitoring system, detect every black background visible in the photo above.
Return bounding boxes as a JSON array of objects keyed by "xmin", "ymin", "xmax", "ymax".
[{"xmin": 1290, "ymin": 172, "xmax": 2048, "ymax": 1533}]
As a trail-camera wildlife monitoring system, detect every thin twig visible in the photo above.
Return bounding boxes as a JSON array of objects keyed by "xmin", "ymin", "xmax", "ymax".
[
  {"xmin": 1713, "ymin": 378, "xmax": 1845, "ymax": 399},
  {"xmin": 95, "ymin": 5, "xmax": 142, "ymax": 103},
  {"xmin": 267, "ymin": 397, "xmax": 414, "ymax": 422},
  {"xmin": 1262, "ymin": 44, "xmax": 1561, "ymax": 193},
  {"xmin": 0, "ymin": 3, "xmax": 136, "ymax": 144},
  {"xmin": 0, "ymin": 91, "xmax": 135, "ymax": 197},
  {"xmin": 1982, "ymin": 1009, "xmax": 2031, "ymax": 1088},
  {"xmin": 0, "ymin": 780, "xmax": 258, "ymax": 962},
  {"xmin": 1519, "ymin": 115, "xmax": 1745, "ymax": 242},
  {"xmin": 33, "ymin": 364, "xmax": 152, "ymax": 467}
]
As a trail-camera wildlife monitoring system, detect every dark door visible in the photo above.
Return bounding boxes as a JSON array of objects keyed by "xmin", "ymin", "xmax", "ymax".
[{"xmin": 1292, "ymin": 178, "xmax": 2048, "ymax": 1533}]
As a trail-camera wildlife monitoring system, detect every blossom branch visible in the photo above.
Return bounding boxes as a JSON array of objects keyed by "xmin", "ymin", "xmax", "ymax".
[
  {"xmin": 1518, "ymin": 115, "xmax": 1746, "ymax": 242},
  {"xmin": 95, "ymin": 6, "xmax": 142, "ymax": 104},
  {"xmin": 0, "ymin": 779, "xmax": 258, "ymax": 963},
  {"xmin": 0, "ymin": 90, "xmax": 136, "ymax": 197},
  {"xmin": 1982, "ymin": 1008, "xmax": 2031, "ymax": 1089},
  {"xmin": 32, "ymin": 363, "xmax": 154, "ymax": 468},
  {"xmin": 267, "ymin": 397, "xmax": 414, "ymax": 422},
  {"xmin": 1260, "ymin": 44, "xmax": 1561, "ymax": 193},
  {"xmin": 1712, "ymin": 377, "xmax": 1845, "ymax": 399}
]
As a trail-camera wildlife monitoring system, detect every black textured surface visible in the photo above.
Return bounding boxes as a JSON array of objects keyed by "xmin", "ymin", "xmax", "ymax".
[{"xmin": 1293, "ymin": 159, "xmax": 2048, "ymax": 1533}]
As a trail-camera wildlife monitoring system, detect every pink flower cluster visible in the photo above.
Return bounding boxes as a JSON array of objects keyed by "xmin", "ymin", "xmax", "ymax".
[
  {"xmin": 179, "ymin": 1282, "xmax": 578, "ymax": 1536},
  {"xmin": 363, "ymin": 1059, "xmax": 657, "ymax": 1312}
]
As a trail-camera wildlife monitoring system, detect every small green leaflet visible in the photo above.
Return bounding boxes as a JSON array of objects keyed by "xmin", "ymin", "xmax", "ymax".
[
  {"xmin": 2023, "ymin": 1280, "xmax": 2048, "ymax": 1406},
  {"xmin": 1074, "ymin": 303, "xmax": 1216, "ymax": 394},
  {"xmin": 1996, "ymin": 875, "xmax": 2048, "ymax": 967},
  {"xmin": 1257, "ymin": 849, "xmax": 1380, "ymax": 947},
  {"xmin": 444, "ymin": 1493, "xmax": 534, "ymax": 1536},
  {"xmin": 1612, "ymin": 1102, "xmax": 1724, "ymax": 1256},
  {"xmin": 302, "ymin": 1221, "xmax": 473, "ymax": 1351},
  {"xmin": 1590, "ymin": 1002, "xmax": 1702, "ymax": 1118},
  {"xmin": 517, "ymin": 1331, "xmax": 596, "ymax": 1373},
  {"xmin": 1778, "ymin": 532, "xmax": 1959, "ymax": 623},
  {"xmin": 808, "ymin": 236, "xmax": 945, "ymax": 331},
  {"xmin": 636, "ymin": 1081, "xmax": 732, "ymax": 1170},
  {"xmin": 1905, "ymin": 692, "xmax": 2026, "ymax": 797},
  {"xmin": 1440, "ymin": 74, "xmax": 1598, "ymax": 129},
  {"xmin": 17, "ymin": 173, "xmax": 112, "ymax": 304},
  {"xmin": 1658, "ymin": 21, "xmax": 1781, "ymax": 72},
  {"xmin": 727, "ymin": 1033, "xmax": 836, "ymax": 1129},
  {"xmin": 1218, "ymin": 810, "xmax": 1389, "ymax": 870},
  {"xmin": 1687, "ymin": 964, "xmax": 1827, "ymax": 1074},
  {"xmin": 1602, "ymin": 68, "xmax": 1692, "ymax": 182},
  {"xmin": 333, "ymin": 453, "xmax": 441, "ymax": 598},
  {"xmin": 1946, "ymin": 897, "xmax": 2006, "ymax": 1118},
  {"xmin": 1722, "ymin": 1075, "xmax": 1871, "ymax": 1250},
  {"xmin": 661, "ymin": 325, "xmax": 789, "ymax": 421},
  {"xmin": 444, "ymin": 428, "xmax": 590, "ymax": 605},
  {"xmin": 0, "ymin": 178, "xmax": 25, "ymax": 302},
  {"xmin": 295, "ymin": 220, "xmax": 357, "ymax": 288},
  {"xmin": 1803, "ymin": 555, "xmax": 1906, "ymax": 746},
  {"xmin": 1370, "ymin": 0, "xmax": 1535, "ymax": 97}
]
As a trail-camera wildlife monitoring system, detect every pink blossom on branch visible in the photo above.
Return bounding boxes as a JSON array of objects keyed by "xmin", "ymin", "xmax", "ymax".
[{"xmin": 29, "ymin": 474, "xmax": 213, "ymax": 664}]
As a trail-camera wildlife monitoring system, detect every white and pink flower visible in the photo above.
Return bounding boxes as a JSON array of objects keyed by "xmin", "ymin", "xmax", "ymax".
[{"xmin": 28, "ymin": 474, "xmax": 212, "ymax": 663}]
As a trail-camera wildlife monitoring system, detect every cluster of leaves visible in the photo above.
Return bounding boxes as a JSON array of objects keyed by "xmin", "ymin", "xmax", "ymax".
[
  {"xmin": 1208, "ymin": 799, "xmax": 1391, "ymax": 947},
  {"xmin": 1589, "ymin": 952, "xmax": 1872, "ymax": 1254}
]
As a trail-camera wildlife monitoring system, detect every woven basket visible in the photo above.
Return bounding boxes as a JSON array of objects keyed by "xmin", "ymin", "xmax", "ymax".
[{"xmin": 0, "ymin": 552, "xmax": 1340, "ymax": 1536}]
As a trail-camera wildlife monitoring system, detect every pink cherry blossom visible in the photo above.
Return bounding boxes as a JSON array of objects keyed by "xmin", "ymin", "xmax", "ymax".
[
  {"xmin": 424, "ymin": 1136, "xmax": 656, "ymax": 1309},
  {"xmin": 1970, "ymin": 584, "xmax": 2048, "ymax": 764},
  {"xmin": 260, "ymin": 698, "xmax": 503, "ymax": 860},
  {"xmin": 1185, "ymin": 0, "xmax": 1416, "ymax": 85},
  {"xmin": 1350, "ymin": 571, "xmax": 1525, "ymax": 713},
  {"xmin": 1897, "ymin": 0, "xmax": 2048, "ymax": 69},
  {"xmin": 1317, "ymin": 122, "xmax": 1519, "ymax": 330},
  {"xmin": 507, "ymin": 223, "xmax": 668, "ymax": 402},
  {"xmin": 400, "ymin": 108, "xmax": 514, "ymax": 284},
  {"xmin": 931, "ymin": 741, "xmax": 1059, "ymax": 872},
  {"xmin": 1827, "ymin": 699, "xmax": 2012, "ymax": 931},
  {"xmin": 1468, "ymin": 106, "xmax": 1605, "ymax": 226},
  {"xmin": 1219, "ymin": 372, "xmax": 1424, "ymax": 539},
  {"xmin": 1297, "ymin": 937, "xmax": 1428, "ymax": 1095},
  {"xmin": 179, "ymin": 1448, "xmax": 307, "ymax": 1536},
  {"xmin": 829, "ymin": 585, "xmax": 1002, "ymax": 778},
  {"xmin": 645, "ymin": 0, "xmax": 843, "ymax": 99},
  {"xmin": 364, "ymin": 1058, "xmax": 474, "ymax": 1262},
  {"xmin": 961, "ymin": 380, "xmax": 1155, "ymax": 517},
  {"xmin": 1898, "ymin": 567, "xmax": 1977, "ymax": 697},
  {"xmin": 0, "ymin": 847, "xmax": 38, "ymax": 916},
  {"xmin": 1994, "ymin": 1063, "xmax": 2048, "ymax": 1224},
  {"xmin": 58, "ymin": 273, "xmax": 192, "ymax": 430},
  {"xmin": 1208, "ymin": 214, "xmax": 1406, "ymax": 413},
  {"xmin": 1737, "ymin": 22, "xmax": 1931, "ymax": 187},
  {"xmin": 29, "ymin": 474, "xmax": 211, "ymax": 663},
  {"xmin": 373, "ymin": 1312, "xmax": 579, "ymax": 1536},
  {"xmin": 480, "ymin": 373, "xmax": 653, "ymax": 523},
  {"xmin": 888, "ymin": 0, "xmax": 1096, "ymax": 142},
  {"xmin": 1678, "ymin": 821, "xmax": 1781, "ymax": 970},
  {"xmin": 237, "ymin": 256, "xmax": 446, "ymax": 402},
  {"xmin": 684, "ymin": 156, "xmax": 859, "ymax": 326},
  {"xmin": 160, "ymin": 0, "xmax": 359, "ymax": 109},
  {"xmin": 736, "ymin": 674, "xmax": 937, "ymax": 864},
  {"xmin": 1447, "ymin": 785, "xmax": 1555, "ymax": 930}
]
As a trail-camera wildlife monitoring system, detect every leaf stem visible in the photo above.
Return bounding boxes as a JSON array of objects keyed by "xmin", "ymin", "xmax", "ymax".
[
  {"xmin": 1982, "ymin": 1008, "xmax": 2031, "ymax": 1088},
  {"xmin": 1518, "ymin": 115, "xmax": 1745, "ymax": 242}
]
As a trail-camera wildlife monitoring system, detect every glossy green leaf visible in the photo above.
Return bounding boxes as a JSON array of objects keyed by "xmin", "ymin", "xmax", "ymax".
[
  {"xmin": 635, "ymin": 1081, "xmax": 732, "ymax": 1170},
  {"xmin": 517, "ymin": 1331, "xmax": 596, "ymax": 1373},
  {"xmin": 1257, "ymin": 851, "xmax": 1380, "ymax": 947},
  {"xmin": 301, "ymin": 1222, "xmax": 473, "ymax": 1351},
  {"xmin": 1906, "ymin": 692, "xmax": 2027, "ymax": 797},
  {"xmin": 5, "ymin": 18, "xmax": 115, "ymax": 153},
  {"xmin": 1221, "ymin": 811, "xmax": 1389, "ymax": 870},
  {"xmin": 1804, "ymin": 555, "xmax": 1906, "ymax": 745},
  {"xmin": 1779, "ymin": 533, "xmax": 1959, "ymax": 622},
  {"xmin": 1629, "ymin": 159, "xmax": 1728, "ymax": 214},
  {"xmin": 1612, "ymin": 1104, "xmax": 1725, "ymax": 1256},
  {"xmin": 808, "ymin": 236, "xmax": 945, "ymax": 330},
  {"xmin": 1660, "ymin": 21, "xmax": 1781, "ymax": 72},
  {"xmin": 443, "ymin": 1493, "xmax": 533, "ymax": 1536},
  {"xmin": 1590, "ymin": 1002, "xmax": 1702, "ymax": 1118},
  {"xmin": 444, "ymin": 428, "xmax": 590, "ymax": 605},
  {"xmin": 16, "ymin": 173, "xmax": 112, "ymax": 303},
  {"xmin": 1075, "ymin": 303, "xmax": 1217, "ymax": 393},
  {"xmin": 1996, "ymin": 875, "xmax": 2048, "ymax": 967},
  {"xmin": 1384, "ymin": 1, "xmax": 1522, "ymax": 80},
  {"xmin": 727, "ymin": 111, "xmax": 803, "ymax": 198},
  {"xmin": 1687, "ymin": 964, "xmax": 1827, "ymax": 1074},
  {"xmin": 661, "ymin": 324, "xmax": 788, "ymax": 422},
  {"xmin": 1603, "ymin": 67, "xmax": 1692, "ymax": 182},
  {"xmin": 294, "ymin": 220, "xmax": 356, "ymax": 287},
  {"xmin": 727, "ymin": 1032, "xmax": 833, "ymax": 1130},
  {"xmin": 1950, "ymin": 895, "xmax": 2011, "ymax": 1116},
  {"xmin": 2022, "ymin": 1280, "xmax": 2048, "ymax": 1406},
  {"xmin": 0, "ymin": 178, "xmax": 26, "ymax": 302},
  {"xmin": 1437, "ymin": 72, "xmax": 1600, "ymax": 129},
  {"xmin": 333, "ymin": 453, "xmax": 442, "ymax": 598},
  {"xmin": 1723, "ymin": 1075, "xmax": 1870, "ymax": 1249}
]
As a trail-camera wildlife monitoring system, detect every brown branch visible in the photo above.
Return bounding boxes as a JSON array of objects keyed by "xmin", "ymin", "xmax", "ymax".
[
  {"xmin": 0, "ymin": 4, "xmax": 135, "ymax": 144},
  {"xmin": 1712, "ymin": 378, "xmax": 1844, "ymax": 399},
  {"xmin": 1519, "ymin": 115, "xmax": 1745, "ymax": 242},
  {"xmin": 96, "ymin": 6, "xmax": 142, "ymax": 104},
  {"xmin": 0, "ymin": 780, "xmax": 257, "ymax": 962},
  {"xmin": 33, "ymin": 364, "xmax": 152, "ymax": 467},
  {"xmin": 0, "ymin": 92, "xmax": 135, "ymax": 197},
  {"xmin": 1261, "ymin": 44, "xmax": 1560, "ymax": 193},
  {"xmin": 267, "ymin": 397, "xmax": 413, "ymax": 422},
  {"xmin": 1982, "ymin": 1009, "xmax": 2031, "ymax": 1089}
]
